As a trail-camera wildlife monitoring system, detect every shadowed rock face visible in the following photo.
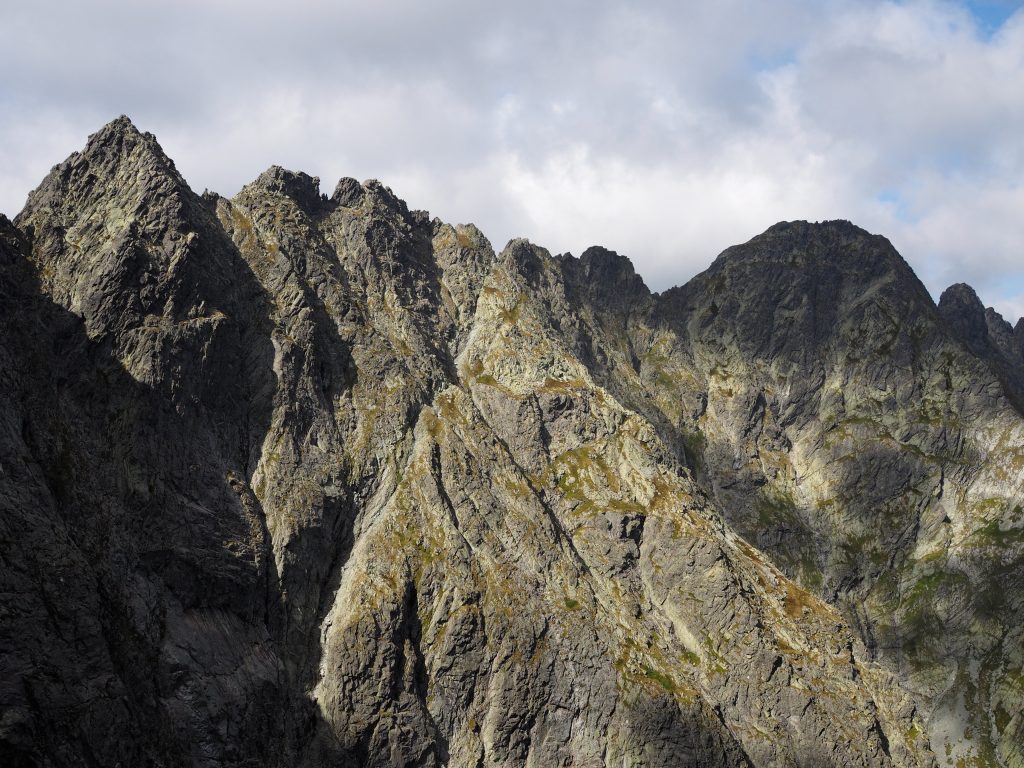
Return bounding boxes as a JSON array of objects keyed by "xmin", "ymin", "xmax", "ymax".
[{"xmin": 0, "ymin": 118, "xmax": 1020, "ymax": 768}]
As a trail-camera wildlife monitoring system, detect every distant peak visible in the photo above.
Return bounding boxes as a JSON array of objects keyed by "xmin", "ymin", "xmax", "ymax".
[
  {"xmin": 82, "ymin": 115, "xmax": 166, "ymax": 165},
  {"xmin": 246, "ymin": 166, "xmax": 326, "ymax": 212},
  {"xmin": 705, "ymin": 219, "xmax": 906, "ymax": 280},
  {"xmin": 704, "ymin": 218, "xmax": 913, "ymax": 274},
  {"xmin": 558, "ymin": 245, "xmax": 652, "ymax": 311},
  {"xmin": 361, "ymin": 179, "xmax": 408, "ymax": 213},
  {"xmin": 764, "ymin": 219, "xmax": 865, "ymax": 236},
  {"xmin": 749, "ymin": 221, "xmax": 892, "ymax": 257},
  {"xmin": 331, "ymin": 177, "xmax": 364, "ymax": 207},
  {"xmin": 578, "ymin": 246, "xmax": 636, "ymax": 275},
  {"xmin": 656, "ymin": 217, "xmax": 932, "ymax": 321},
  {"xmin": 938, "ymin": 282, "xmax": 991, "ymax": 353},
  {"xmin": 938, "ymin": 282, "xmax": 984, "ymax": 312},
  {"xmin": 94, "ymin": 114, "xmax": 142, "ymax": 140},
  {"xmin": 16, "ymin": 115, "xmax": 187, "ymax": 225}
]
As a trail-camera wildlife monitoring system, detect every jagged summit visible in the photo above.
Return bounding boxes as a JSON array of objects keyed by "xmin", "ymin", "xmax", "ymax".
[
  {"xmin": 55, "ymin": 114, "xmax": 179, "ymax": 184},
  {"xmin": 939, "ymin": 281, "xmax": 1024, "ymax": 405},
  {"xmin": 17, "ymin": 115, "xmax": 190, "ymax": 235},
  {"xmin": 938, "ymin": 281, "xmax": 1023, "ymax": 355},
  {"xmin": 938, "ymin": 282, "xmax": 990, "ymax": 348},
  {"xmin": 2, "ymin": 118, "xmax": 1022, "ymax": 768},
  {"xmin": 98, "ymin": 113, "xmax": 147, "ymax": 137},
  {"xmin": 247, "ymin": 165, "xmax": 328, "ymax": 213},
  {"xmin": 708, "ymin": 218, "xmax": 911, "ymax": 275},
  {"xmin": 14, "ymin": 117, "xmax": 921, "ymax": 308},
  {"xmin": 332, "ymin": 176, "xmax": 364, "ymax": 207}
]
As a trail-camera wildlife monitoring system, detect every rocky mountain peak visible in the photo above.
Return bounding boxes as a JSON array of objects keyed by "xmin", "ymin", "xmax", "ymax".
[
  {"xmin": 570, "ymin": 246, "xmax": 650, "ymax": 297},
  {"xmin": 0, "ymin": 213, "xmax": 28, "ymax": 261},
  {"xmin": 498, "ymin": 236, "xmax": 547, "ymax": 283},
  {"xmin": 331, "ymin": 176, "xmax": 365, "ymax": 207},
  {"xmin": 713, "ymin": 219, "xmax": 913, "ymax": 278},
  {"xmin": 248, "ymin": 165, "xmax": 328, "ymax": 214},
  {"xmin": 354, "ymin": 178, "xmax": 410, "ymax": 216},
  {"xmin": 938, "ymin": 282, "xmax": 1024, "ymax": 405},
  {"xmin": 984, "ymin": 305, "xmax": 1023, "ymax": 362},
  {"xmin": 938, "ymin": 281, "xmax": 1017, "ymax": 356},
  {"xmin": 16, "ymin": 114, "xmax": 193, "ymax": 243},
  {"xmin": 26, "ymin": 115, "xmax": 184, "ymax": 210},
  {"xmin": 553, "ymin": 247, "xmax": 654, "ymax": 346},
  {"xmin": 937, "ymin": 282, "xmax": 987, "ymax": 337}
]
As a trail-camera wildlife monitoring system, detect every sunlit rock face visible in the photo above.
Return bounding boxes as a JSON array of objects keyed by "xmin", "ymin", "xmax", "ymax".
[{"xmin": 1, "ymin": 117, "xmax": 1020, "ymax": 767}]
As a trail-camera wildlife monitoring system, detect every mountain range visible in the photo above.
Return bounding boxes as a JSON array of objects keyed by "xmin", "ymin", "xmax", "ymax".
[{"xmin": 1, "ymin": 117, "xmax": 1021, "ymax": 767}]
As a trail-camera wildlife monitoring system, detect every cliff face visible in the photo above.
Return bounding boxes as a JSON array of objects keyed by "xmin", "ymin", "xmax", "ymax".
[{"xmin": 1, "ymin": 118, "xmax": 1020, "ymax": 768}]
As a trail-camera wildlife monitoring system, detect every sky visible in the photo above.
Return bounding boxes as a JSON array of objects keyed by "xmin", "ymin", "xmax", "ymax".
[{"xmin": 2, "ymin": 0, "xmax": 1023, "ymax": 317}]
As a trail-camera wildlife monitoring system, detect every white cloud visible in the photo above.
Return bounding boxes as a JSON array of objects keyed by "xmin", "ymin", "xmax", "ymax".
[{"xmin": 1, "ymin": 0, "xmax": 1022, "ymax": 318}]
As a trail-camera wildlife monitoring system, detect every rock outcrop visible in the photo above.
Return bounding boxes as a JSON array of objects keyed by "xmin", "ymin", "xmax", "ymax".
[{"xmin": 1, "ymin": 118, "xmax": 1021, "ymax": 767}]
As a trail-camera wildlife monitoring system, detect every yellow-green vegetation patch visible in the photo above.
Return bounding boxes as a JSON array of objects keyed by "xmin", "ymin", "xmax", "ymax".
[
  {"xmin": 994, "ymin": 704, "xmax": 1012, "ymax": 734},
  {"xmin": 539, "ymin": 376, "xmax": 587, "ymax": 392},
  {"xmin": 969, "ymin": 518, "xmax": 1024, "ymax": 547},
  {"xmin": 783, "ymin": 580, "xmax": 822, "ymax": 620},
  {"xmin": 904, "ymin": 568, "xmax": 968, "ymax": 604},
  {"xmin": 973, "ymin": 497, "xmax": 1007, "ymax": 513},
  {"xmin": 840, "ymin": 531, "xmax": 888, "ymax": 567},
  {"xmin": 434, "ymin": 390, "xmax": 468, "ymax": 427},
  {"xmin": 498, "ymin": 297, "xmax": 523, "ymax": 324},
  {"xmin": 906, "ymin": 722, "xmax": 921, "ymax": 744},
  {"xmin": 701, "ymin": 634, "xmax": 729, "ymax": 676},
  {"xmin": 679, "ymin": 649, "xmax": 701, "ymax": 667},
  {"xmin": 551, "ymin": 444, "xmax": 615, "ymax": 500},
  {"xmin": 640, "ymin": 664, "xmax": 677, "ymax": 693},
  {"xmin": 464, "ymin": 357, "xmax": 508, "ymax": 391},
  {"xmin": 900, "ymin": 568, "xmax": 970, "ymax": 666},
  {"xmin": 1003, "ymin": 666, "xmax": 1024, "ymax": 691},
  {"xmin": 607, "ymin": 498, "xmax": 646, "ymax": 515},
  {"xmin": 756, "ymin": 487, "xmax": 800, "ymax": 527}
]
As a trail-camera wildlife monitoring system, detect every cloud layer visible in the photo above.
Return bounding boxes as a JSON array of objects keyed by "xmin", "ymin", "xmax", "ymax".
[{"xmin": 2, "ymin": 1, "xmax": 1022, "ymax": 316}]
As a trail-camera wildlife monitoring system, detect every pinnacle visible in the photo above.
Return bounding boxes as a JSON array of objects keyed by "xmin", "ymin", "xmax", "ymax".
[
  {"xmin": 938, "ymin": 283, "xmax": 985, "ymax": 321},
  {"xmin": 75, "ymin": 114, "xmax": 183, "ymax": 180},
  {"xmin": 578, "ymin": 245, "xmax": 638, "ymax": 278},
  {"xmin": 93, "ymin": 114, "xmax": 142, "ymax": 140},
  {"xmin": 80, "ymin": 114, "xmax": 168, "ymax": 168},
  {"xmin": 939, "ymin": 282, "xmax": 982, "ymax": 305},
  {"xmin": 246, "ymin": 166, "xmax": 326, "ymax": 212},
  {"xmin": 15, "ymin": 115, "xmax": 190, "ymax": 226},
  {"xmin": 332, "ymin": 177, "xmax": 364, "ymax": 207}
]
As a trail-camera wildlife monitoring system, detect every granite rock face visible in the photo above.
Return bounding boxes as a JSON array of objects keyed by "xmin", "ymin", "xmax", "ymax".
[{"xmin": 1, "ymin": 118, "xmax": 1021, "ymax": 767}]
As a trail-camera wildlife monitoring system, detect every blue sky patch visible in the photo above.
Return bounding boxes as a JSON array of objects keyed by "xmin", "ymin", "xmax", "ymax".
[
  {"xmin": 876, "ymin": 189, "xmax": 916, "ymax": 222},
  {"xmin": 963, "ymin": 0, "xmax": 1022, "ymax": 36}
]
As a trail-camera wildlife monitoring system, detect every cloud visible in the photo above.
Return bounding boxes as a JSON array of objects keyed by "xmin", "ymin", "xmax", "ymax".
[{"xmin": 1, "ymin": 0, "xmax": 1022, "ymax": 318}]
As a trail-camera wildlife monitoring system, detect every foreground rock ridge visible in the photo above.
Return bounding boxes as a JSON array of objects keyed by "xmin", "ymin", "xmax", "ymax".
[{"xmin": 1, "ymin": 116, "xmax": 1021, "ymax": 767}]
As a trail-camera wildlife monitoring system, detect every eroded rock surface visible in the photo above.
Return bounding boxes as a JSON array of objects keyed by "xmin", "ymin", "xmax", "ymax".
[{"xmin": 2, "ymin": 118, "xmax": 1021, "ymax": 767}]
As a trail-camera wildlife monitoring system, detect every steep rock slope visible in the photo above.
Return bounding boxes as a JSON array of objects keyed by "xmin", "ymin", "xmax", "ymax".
[
  {"xmin": 557, "ymin": 224, "xmax": 1024, "ymax": 766},
  {"xmin": 0, "ymin": 117, "xmax": 1016, "ymax": 767}
]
